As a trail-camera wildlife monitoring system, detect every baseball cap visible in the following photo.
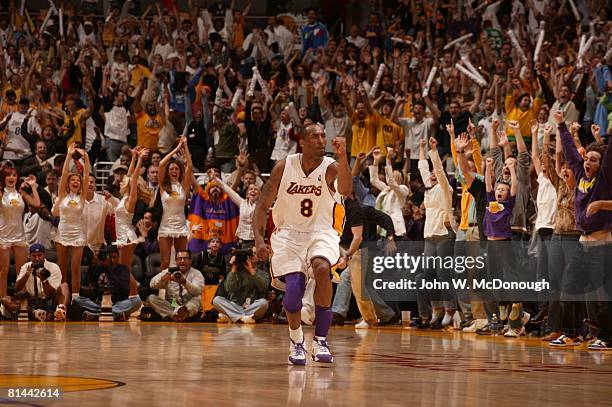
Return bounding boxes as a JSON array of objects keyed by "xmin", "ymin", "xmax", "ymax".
[
  {"xmin": 113, "ymin": 164, "xmax": 129, "ymax": 173},
  {"xmin": 30, "ymin": 243, "xmax": 45, "ymax": 254}
]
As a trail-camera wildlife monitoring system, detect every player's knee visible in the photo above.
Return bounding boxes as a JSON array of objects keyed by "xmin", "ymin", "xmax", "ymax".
[
  {"xmin": 283, "ymin": 274, "xmax": 305, "ymax": 313},
  {"xmin": 312, "ymin": 262, "xmax": 331, "ymax": 281}
]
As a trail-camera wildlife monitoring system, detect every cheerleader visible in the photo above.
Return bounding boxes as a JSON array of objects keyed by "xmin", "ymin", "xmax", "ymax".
[
  {"xmin": 157, "ymin": 138, "xmax": 193, "ymax": 271},
  {"xmin": 113, "ymin": 148, "xmax": 151, "ymax": 266},
  {"xmin": 0, "ymin": 167, "xmax": 41, "ymax": 297},
  {"xmin": 52, "ymin": 144, "xmax": 90, "ymax": 304}
]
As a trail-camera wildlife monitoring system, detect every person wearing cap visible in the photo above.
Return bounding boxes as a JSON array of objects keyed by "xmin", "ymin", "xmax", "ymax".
[
  {"xmin": 73, "ymin": 245, "xmax": 143, "ymax": 322},
  {"xmin": 0, "ymin": 97, "xmax": 39, "ymax": 163},
  {"xmin": 0, "ymin": 243, "xmax": 68, "ymax": 322}
]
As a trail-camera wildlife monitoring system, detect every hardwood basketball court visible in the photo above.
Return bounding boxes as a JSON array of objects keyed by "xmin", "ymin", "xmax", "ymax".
[{"xmin": 1, "ymin": 322, "xmax": 610, "ymax": 406}]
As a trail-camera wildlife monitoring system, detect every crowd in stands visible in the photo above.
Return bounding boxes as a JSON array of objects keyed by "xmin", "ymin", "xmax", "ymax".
[{"xmin": 0, "ymin": 0, "xmax": 610, "ymax": 349}]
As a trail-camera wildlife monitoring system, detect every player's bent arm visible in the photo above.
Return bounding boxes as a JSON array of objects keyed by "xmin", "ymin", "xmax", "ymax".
[
  {"xmin": 327, "ymin": 161, "xmax": 353, "ymax": 196},
  {"xmin": 253, "ymin": 160, "xmax": 285, "ymax": 243}
]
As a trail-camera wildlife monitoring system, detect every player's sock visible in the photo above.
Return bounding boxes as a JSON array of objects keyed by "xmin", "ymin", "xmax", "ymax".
[
  {"xmin": 289, "ymin": 326, "xmax": 304, "ymax": 344},
  {"xmin": 314, "ymin": 305, "xmax": 332, "ymax": 338},
  {"xmin": 71, "ymin": 293, "xmax": 79, "ymax": 301}
]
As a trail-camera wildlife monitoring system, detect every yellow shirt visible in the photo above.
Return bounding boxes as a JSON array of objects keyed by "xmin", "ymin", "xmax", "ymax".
[
  {"xmin": 0, "ymin": 101, "xmax": 18, "ymax": 120},
  {"xmin": 1, "ymin": 84, "xmax": 22, "ymax": 101},
  {"xmin": 351, "ymin": 112, "xmax": 379, "ymax": 157},
  {"xmin": 136, "ymin": 111, "xmax": 164, "ymax": 150},
  {"xmin": 130, "ymin": 65, "xmax": 152, "ymax": 88},
  {"xmin": 451, "ymin": 138, "xmax": 483, "ymax": 230},
  {"xmin": 505, "ymin": 94, "xmax": 544, "ymax": 141},
  {"xmin": 65, "ymin": 109, "xmax": 86, "ymax": 146},
  {"xmin": 376, "ymin": 116, "xmax": 403, "ymax": 156}
]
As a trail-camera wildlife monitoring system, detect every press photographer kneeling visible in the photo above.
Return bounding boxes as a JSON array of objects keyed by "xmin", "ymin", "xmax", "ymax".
[
  {"xmin": 145, "ymin": 250, "xmax": 204, "ymax": 321},
  {"xmin": 0, "ymin": 244, "xmax": 69, "ymax": 321},
  {"xmin": 212, "ymin": 248, "xmax": 270, "ymax": 324}
]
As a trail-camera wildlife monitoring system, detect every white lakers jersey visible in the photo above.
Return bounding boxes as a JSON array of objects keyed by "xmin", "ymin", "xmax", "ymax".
[{"xmin": 272, "ymin": 154, "xmax": 345, "ymax": 235}]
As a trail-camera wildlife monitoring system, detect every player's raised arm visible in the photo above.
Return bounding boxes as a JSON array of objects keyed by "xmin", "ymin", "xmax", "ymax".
[
  {"xmin": 328, "ymin": 137, "xmax": 352, "ymax": 196},
  {"xmin": 253, "ymin": 160, "xmax": 286, "ymax": 260}
]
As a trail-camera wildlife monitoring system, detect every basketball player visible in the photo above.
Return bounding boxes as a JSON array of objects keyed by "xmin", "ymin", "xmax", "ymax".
[{"xmin": 254, "ymin": 124, "xmax": 352, "ymax": 365}]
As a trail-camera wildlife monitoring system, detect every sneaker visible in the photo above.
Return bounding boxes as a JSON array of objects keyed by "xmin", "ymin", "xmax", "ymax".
[
  {"xmin": 355, "ymin": 320, "xmax": 370, "ymax": 329},
  {"xmin": 288, "ymin": 340, "xmax": 307, "ymax": 365},
  {"xmin": 463, "ymin": 319, "xmax": 488, "ymax": 333},
  {"xmin": 379, "ymin": 314, "xmax": 400, "ymax": 326},
  {"xmin": 550, "ymin": 335, "xmax": 581, "ymax": 347},
  {"xmin": 504, "ymin": 327, "xmax": 526, "ymax": 337},
  {"xmin": 241, "ymin": 315, "xmax": 256, "ymax": 324},
  {"xmin": 415, "ymin": 319, "xmax": 430, "ymax": 329},
  {"xmin": 83, "ymin": 311, "xmax": 100, "ymax": 321},
  {"xmin": 588, "ymin": 339, "xmax": 612, "ymax": 351},
  {"xmin": 217, "ymin": 313, "xmax": 230, "ymax": 323},
  {"xmin": 311, "ymin": 337, "xmax": 334, "ymax": 363},
  {"xmin": 54, "ymin": 304, "xmax": 67, "ymax": 322},
  {"xmin": 541, "ymin": 332, "xmax": 562, "ymax": 342},
  {"xmin": 499, "ymin": 305, "xmax": 509, "ymax": 321},
  {"xmin": 476, "ymin": 324, "xmax": 493, "ymax": 335},
  {"xmin": 530, "ymin": 310, "xmax": 548, "ymax": 324},
  {"xmin": 331, "ymin": 312, "xmax": 345, "ymax": 326},
  {"xmin": 441, "ymin": 312, "xmax": 454, "ymax": 327},
  {"xmin": 460, "ymin": 318, "xmax": 474, "ymax": 329},
  {"xmin": 33, "ymin": 309, "xmax": 48, "ymax": 322}
]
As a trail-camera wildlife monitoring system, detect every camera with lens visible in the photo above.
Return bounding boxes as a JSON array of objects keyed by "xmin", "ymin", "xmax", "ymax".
[
  {"xmin": 31, "ymin": 261, "xmax": 50, "ymax": 280},
  {"xmin": 168, "ymin": 266, "xmax": 181, "ymax": 280}
]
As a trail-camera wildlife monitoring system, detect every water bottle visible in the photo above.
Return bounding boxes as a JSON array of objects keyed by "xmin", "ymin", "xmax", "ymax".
[{"xmin": 490, "ymin": 313, "xmax": 500, "ymax": 334}]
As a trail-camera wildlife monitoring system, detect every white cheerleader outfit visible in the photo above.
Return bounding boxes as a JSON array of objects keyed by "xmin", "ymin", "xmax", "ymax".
[
  {"xmin": 158, "ymin": 182, "xmax": 189, "ymax": 238},
  {"xmin": 0, "ymin": 188, "xmax": 27, "ymax": 248},
  {"xmin": 114, "ymin": 196, "xmax": 144, "ymax": 247},
  {"xmin": 55, "ymin": 194, "xmax": 86, "ymax": 247}
]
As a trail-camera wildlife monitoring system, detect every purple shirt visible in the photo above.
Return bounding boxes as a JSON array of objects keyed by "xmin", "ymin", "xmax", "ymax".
[
  {"xmin": 483, "ymin": 192, "xmax": 515, "ymax": 239},
  {"xmin": 559, "ymin": 123, "xmax": 612, "ymax": 234}
]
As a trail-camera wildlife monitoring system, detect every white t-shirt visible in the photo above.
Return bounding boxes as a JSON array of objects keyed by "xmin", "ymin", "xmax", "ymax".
[
  {"xmin": 477, "ymin": 111, "xmax": 503, "ymax": 152},
  {"xmin": 104, "ymin": 106, "xmax": 130, "ymax": 143},
  {"xmin": 153, "ymin": 43, "xmax": 175, "ymax": 61},
  {"xmin": 17, "ymin": 260, "xmax": 62, "ymax": 298},
  {"xmin": 346, "ymin": 35, "xmax": 367, "ymax": 48},
  {"xmin": 535, "ymin": 173, "xmax": 557, "ymax": 231},
  {"xmin": 85, "ymin": 193, "xmax": 113, "ymax": 251},
  {"xmin": 399, "ymin": 117, "xmax": 434, "ymax": 160},
  {"xmin": 3, "ymin": 111, "xmax": 39, "ymax": 160}
]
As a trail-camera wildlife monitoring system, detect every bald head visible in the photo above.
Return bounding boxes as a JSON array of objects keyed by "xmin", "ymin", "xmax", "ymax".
[{"xmin": 303, "ymin": 123, "xmax": 324, "ymax": 139}]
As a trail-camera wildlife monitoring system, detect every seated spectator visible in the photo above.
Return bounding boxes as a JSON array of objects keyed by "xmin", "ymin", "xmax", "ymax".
[
  {"xmin": 0, "ymin": 244, "xmax": 68, "ymax": 321},
  {"xmin": 146, "ymin": 250, "xmax": 204, "ymax": 321},
  {"xmin": 73, "ymin": 245, "xmax": 142, "ymax": 321},
  {"xmin": 192, "ymin": 237, "xmax": 227, "ymax": 285},
  {"xmin": 212, "ymin": 248, "xmax": 270, "ymax": 324}
]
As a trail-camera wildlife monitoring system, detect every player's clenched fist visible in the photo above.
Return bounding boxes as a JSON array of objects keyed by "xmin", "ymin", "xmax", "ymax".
[{"xmin": 332, "ymin": 137, "xmax": 346, "ymax": 156}]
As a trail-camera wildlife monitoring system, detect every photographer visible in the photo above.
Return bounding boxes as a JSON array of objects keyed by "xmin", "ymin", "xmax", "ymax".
[
  {"xmin": 147, "ymin": 250, "xmax": 204, "ymax": 321},
  {"xmin": 0, "ymin": 244, "xmax": 68, "ymax": 321},
  {"xmin": 74, "ymin": 245, "xmax": 142, "ymax": 321},
  {"xmin": 212, "ymin": 248, "xmax": 270, "ymax": 324}
]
